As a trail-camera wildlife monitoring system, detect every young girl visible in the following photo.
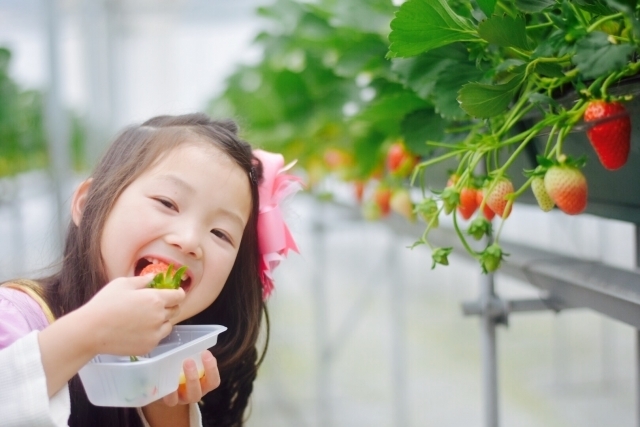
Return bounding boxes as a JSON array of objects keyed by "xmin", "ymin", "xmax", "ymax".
[{"xmin": 0, "ymin": 113, "xmax": 301, "ymax": 426}]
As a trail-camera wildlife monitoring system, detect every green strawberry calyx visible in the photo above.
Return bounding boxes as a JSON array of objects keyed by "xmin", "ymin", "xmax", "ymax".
[{"xmin": 148, "ymin": 264, "xmax": 188, "ymax": 290}]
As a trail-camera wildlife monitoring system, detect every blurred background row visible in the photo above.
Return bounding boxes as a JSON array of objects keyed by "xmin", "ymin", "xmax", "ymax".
[{"xmin": 1, "ymin": 1, "xmax": 639, "ymax": 426}]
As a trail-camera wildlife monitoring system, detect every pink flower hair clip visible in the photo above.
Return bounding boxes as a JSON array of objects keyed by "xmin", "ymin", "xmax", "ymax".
[{"xmin": 253, "ymin": 149, "xmax": 303, "ymax": 299}]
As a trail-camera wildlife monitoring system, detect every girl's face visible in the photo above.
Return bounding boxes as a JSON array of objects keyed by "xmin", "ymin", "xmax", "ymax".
[{"xmin": 99, "ymin": 142, "xmax": 252, "ymax": 323}]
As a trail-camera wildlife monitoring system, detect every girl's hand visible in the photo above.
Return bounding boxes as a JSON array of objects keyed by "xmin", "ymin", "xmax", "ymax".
[
  {"xmin": 79, "ymin": 274, "xmax": 185, "ymax": 356},
  {"xmin": 162, "ymin": 350, "xmax": 221, "ymax": 406}
]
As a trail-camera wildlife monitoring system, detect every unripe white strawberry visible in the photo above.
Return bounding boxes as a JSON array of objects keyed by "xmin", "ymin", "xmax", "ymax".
[
  {"xmin": 390, "ymin": 188, "xmax": 416, "ymax": 222},
  {"xmin": 531, "ymin": 177, "xmax": 554, "ymax": 212}
]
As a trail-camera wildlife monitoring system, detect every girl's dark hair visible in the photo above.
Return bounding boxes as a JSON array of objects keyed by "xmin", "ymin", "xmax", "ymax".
[{"xmin": 41, "ymin": 113, "xmax": 267, "ymax": 427}]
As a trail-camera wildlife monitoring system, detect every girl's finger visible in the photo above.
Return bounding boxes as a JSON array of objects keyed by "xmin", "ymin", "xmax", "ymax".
[
  {"xmin": 200, "ymin": 351, "xmax": 220, "ymax": 393},
  {"xmin": 156, "ymin": 287, "xmax": 185, "ymax": 307},
  {"xmin": 162, "ymin": 390, "xmax": 179, "ymax": 407},
  {"xmin": 179, "ymin": 358, "xmax": 203, "ymax": 403},
  {"xmin": 165, "ymin": 305, "xmax": 181, "ymax": 322}
]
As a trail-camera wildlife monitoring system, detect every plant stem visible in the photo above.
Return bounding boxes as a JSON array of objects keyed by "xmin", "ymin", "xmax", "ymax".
[
  {"xmin": 496, "ymin": 85, "xmax": 531, "ymax": 137},
  {"xmin": 415, "ymin": 149, "xmax": 465, "ymax": 170},
  {"xmin": 587, "ymin": 12, "xmax": 624, "ymax": 32},
  {"xmin": 543, "ymin": 124, "xmax": 558, "ymax": 156},
  {"xmin": 497, "ymin": 127, "xmax": 541, "ymax": 173},
  {"xmin": 569, "ymin": 2, "xmax": 589, "ymax": 28},
  {"xmin": 452, "ymin": 209, "xmax": 480, "ymax": 258},
  {"xmin": 513, "ymin": 176, "xmax": 535, "ymax": 198},
  {"xmin": 526, "ymin": 22, "xmax": 554, "ymax": 30}
]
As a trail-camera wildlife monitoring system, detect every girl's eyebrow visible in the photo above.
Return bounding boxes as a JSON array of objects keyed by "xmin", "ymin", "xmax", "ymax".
[{"xmin": 155, "ymin": 174, "xmax": 195, "ymax": 194}]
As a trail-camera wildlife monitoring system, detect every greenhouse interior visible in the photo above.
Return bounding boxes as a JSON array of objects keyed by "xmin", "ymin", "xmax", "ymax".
[{"xmin": 2, "ymin": 0, "xmax": 640, "ymax": 426}]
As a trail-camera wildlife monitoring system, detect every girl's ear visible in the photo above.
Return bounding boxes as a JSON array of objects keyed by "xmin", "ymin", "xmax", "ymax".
[{"xmin": 71, "ymin": 178, "xmax": 92, "ymax": 226}]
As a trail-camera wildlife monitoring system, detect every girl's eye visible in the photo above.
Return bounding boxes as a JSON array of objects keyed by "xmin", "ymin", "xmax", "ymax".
[
  {"xmin": 156, "ymin": 198, "xmax": 177, "ymax": 211},
  {"xmin": 211, "ymin": 229, "xmax": 231, "ymax": 243}
]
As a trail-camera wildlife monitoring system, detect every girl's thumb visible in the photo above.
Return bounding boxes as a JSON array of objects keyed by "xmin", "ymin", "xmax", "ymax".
[{"xmin": 130, "ymin": 273, "xmax": 155, "ymax": 289}]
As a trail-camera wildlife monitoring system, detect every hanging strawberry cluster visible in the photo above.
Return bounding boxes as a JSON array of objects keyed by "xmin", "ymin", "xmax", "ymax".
[{"xmin": 377, "ymin": 0, "xmax": 638, "ymax": 272}]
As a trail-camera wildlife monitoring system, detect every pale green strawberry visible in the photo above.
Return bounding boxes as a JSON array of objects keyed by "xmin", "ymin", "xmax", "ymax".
[{"xmin": 531, "ymin": 177, "xmax": 554, "ymax": 212}]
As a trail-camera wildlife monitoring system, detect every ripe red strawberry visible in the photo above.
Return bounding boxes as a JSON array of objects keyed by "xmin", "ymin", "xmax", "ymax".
[
  {"xmin": 374, "ymin": 186, "xmax": 392, "ymax": 217},
  {"xmin": 139, "ymin": 262, "xmax": 187, "ymax": 289},
  {"xmin": 544, "ymin": 165, "xmax": 587, "ymax": 215},
  {"xmin": 531, "ymin": 177, "xmax": 554, "ymax": 212},
  {"xmin": 475, "ymin": 190, "xmax": 495, "ymax": 220},
  {"xmin": 484, "ymin": 178, "xmax": 514, "ymax": 219},
  {"xmin": 354, "ymin": 180, "xmax": 365, "ymax": 203},
  {"xmin": 584, "ymin": 100, "xmax": 630, "ymax": 170},
  {"xmin": 457, "ymin": 187, "xmax": 478, "ymax": 220},
  {"xmin": 140, "ymin": 261, "xmax": 169, "ymax": 277},
  {"xmin": 386, "ymin": 142, "xmax": 418, "ymax": 178},
  {"xmin": 323, "ymin": 148, "xmax": 352, "ymax": 170}
]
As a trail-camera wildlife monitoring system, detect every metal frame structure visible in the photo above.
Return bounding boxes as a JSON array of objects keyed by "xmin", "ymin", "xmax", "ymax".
[
  {"xmin": 309, "ymin": 199, "xmax": 410, "ymax": 427},
  {"xmin": 384, "ymin": 212, "xmax": 640, "ymax": 427}
]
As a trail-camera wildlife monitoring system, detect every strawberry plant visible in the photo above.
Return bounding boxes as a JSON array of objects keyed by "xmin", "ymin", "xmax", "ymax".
[
  {"xmin": 209, "ymin": 0, "xmax": 640, "ymax": 273},
  {"xmin": 0, "ymin": 47, "xmax": 48, "ymax": 178},
  {"xmin": 0, "ymin": 47, "xmax": 87, "ymax": 181}
]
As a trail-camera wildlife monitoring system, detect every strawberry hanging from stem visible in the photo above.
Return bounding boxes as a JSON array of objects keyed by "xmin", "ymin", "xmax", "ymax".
[
  {"xmin": 584, "ymin": 100, "xmax": 631, "ymax": 170},
  {"xmin": 541, "ymin": 155, "xmax": 588, "ymax": 215}
]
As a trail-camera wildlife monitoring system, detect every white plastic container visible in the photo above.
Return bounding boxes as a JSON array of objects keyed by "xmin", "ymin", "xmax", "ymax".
[{"xmin": 78, "ymin": 324, "xmax": 227, "ymax": 407}]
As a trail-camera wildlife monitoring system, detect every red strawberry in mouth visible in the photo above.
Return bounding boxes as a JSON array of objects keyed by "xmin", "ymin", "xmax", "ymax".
[{"xmin": 135, "ymin": 257, "xmax": 191, "ymax": 291}]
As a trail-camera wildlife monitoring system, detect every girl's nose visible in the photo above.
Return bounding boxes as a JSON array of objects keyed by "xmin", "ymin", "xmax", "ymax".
[{"xmin": 165, "ymin": 228, "xmax": 203, "ymax": 259}]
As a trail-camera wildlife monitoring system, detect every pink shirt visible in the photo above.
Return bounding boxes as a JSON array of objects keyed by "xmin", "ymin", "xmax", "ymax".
[{"xmin": 0, "ymin": 287, "xmax": 49, "ymax": 349}]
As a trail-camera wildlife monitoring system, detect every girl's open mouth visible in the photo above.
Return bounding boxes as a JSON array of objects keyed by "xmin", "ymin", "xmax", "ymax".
[{"xmin": 134, "ymin": 257, "xmax": 193, "ymax": 291}]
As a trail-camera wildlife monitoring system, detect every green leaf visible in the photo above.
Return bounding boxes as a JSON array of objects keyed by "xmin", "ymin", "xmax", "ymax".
[
  {"xmin": 391, "ymin": 45, "xmax": 467, "ymax": 100},
  {"xmin": 353, "ymin": 131, "xmax": 386, "ymax": 176},
  {"xmin": 574, "ymin": 0, "xmax": 614, "ymax": 15},
  {"xmin": 401, "ymin": 108, "xmax": 446, "ymax": 156},
  {"xmin": 458, "ymin": 70, "xmax": 526, "ymax": 118},
  {"xmin": 478, "ymin": 15, "xmax": 531, "ymax": 51},
  {"xmin": 528, "ymin": 92, "xmax": 559, "ymax": 109},
  {"xmin": 514, "ymin": 0, "xmax": 557, "ymax": 13},
  {"xmin": 534, "ymin": 62, "xmax": 564, "ymax": 78},
  {"xmin": 388, "ymin": 0, "xmax": 477, "ymax": 58},
  {"xmin": 334, "ymin": 35, "xmax": 389, "ymax": 78},
  {"xmin": 327, "ymin": 0, "xmax": 397, "ymax": 33},
  {"xmin": 476, "ymin": 0, "xmax": 497, "ymax": 16},
  {"xmin": 356, "ymin": 91, "xmax": 430, "ymax": 135},
  {"xmin": 606, "ymin": 0, "xmax": 638, "ymax": 11},
  {"xmin": 433, "ymin": 62, "xmax": 486, "ymax": 120},
  {"xmin": 572, "ymin": 31, "xmax": 635, "ymax": 80}
]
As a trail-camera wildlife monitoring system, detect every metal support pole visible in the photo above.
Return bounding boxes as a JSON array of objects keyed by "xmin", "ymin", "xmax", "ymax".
[
  {"xmin": 636, "ymin": 225, "xmax": 640, "ymax": 427},
  {"xmin": 312, "ymin": 199, "xmax": 330, "ymax": 427},
  {"xmin": 44, "ymin": 0, "xmax": 71, "ymax": 251},
  {"xmin": 637, "ymin": 329, "xmax": 640, "ymax": 427},
  {"xmin": 480, "ymin": 271, "xmax": 499, "ymax": 427},
  {"xmin": 81, "ymin": 0, "xmax": 112, "ymax": 168},
  {"xmin": 388, "ymin": 233, "xmax": 409, "ymax": 427}
]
